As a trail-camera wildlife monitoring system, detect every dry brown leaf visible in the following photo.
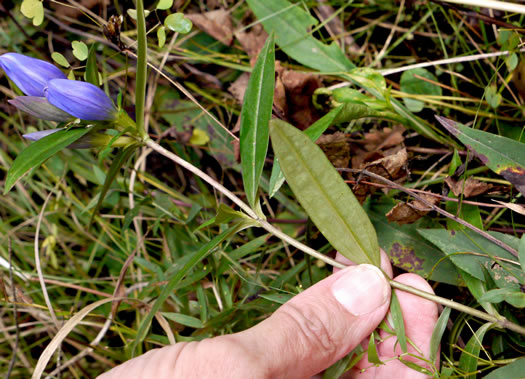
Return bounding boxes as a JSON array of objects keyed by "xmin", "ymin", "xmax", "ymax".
[
  {"xmin": 228, "ymin": 72, "xmax": 250, "ymax": 104},
  {"xmin": 187, "ymin": 9, "xmax": 233, "ymax": 46},
  {"xmin": 386, "ymin": 194, "xmax": 440, "ymax": 225},
  {"xmin": 352, "ymin": 148, "xmax": 408, "ymax": 203},
  {"xmin": 492, "ymin": 200, "xmax": 525, "ymax": 216},
  {"xmin": 362, "ymin": 125, "xmax": 405, "ymax": 152},
  {"xmin": 183, "ymin": 63, "xmax": 221, "ymax": 89},
  {"xmin": 317, "ymin": 132, "xmax": 350, "ymax": 168},
  {"xmin": 445, "ymin": 177, "xmax": 493, "ymax": 198},
  {"xmin": 280, "ymin": 70, "xmax": 322, "ymax": 129},
  {"xmin": 316, "ymin": 0, "xmax": 360, "ymax": 54},
  {"xmin": 51, "ymin": 0, "xmax": 108, "ymax": 19},
  {"xmin": 368, "ymin": 148, "xmax": 408, "ymax": 180},
  {"xmin": 274, "ymin": 75, "xmax": 287, "ymax": 117},
  {"xmin": 235, "ymin": 24, "xmax": 268, "ymax": 56}
]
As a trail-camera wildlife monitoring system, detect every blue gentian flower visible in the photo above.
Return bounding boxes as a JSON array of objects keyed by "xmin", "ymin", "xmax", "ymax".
[
  {"xmin": 45, "ymin": 79, "xmax": 118, "ymax": 121},
  {"xmin": 0, "ymin": 53, "xmax": 66, "ymax": 96},
  {"xmin": 8, "ymin": 96, "xmax": 72, "ymax": 122}
]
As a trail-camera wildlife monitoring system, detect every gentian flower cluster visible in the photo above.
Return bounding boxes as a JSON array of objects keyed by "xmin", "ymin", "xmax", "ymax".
[
  {"xmin": 0, "ymin": 52, "xmax": 133, "ymax": 147},
  {"xmin": 0, "ymin": 53, "xmax": 118, "ymax": 121}
]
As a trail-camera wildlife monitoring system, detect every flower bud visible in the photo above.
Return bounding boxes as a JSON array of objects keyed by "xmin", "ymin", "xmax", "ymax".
[
  {"xmin": 45, "ymin": 79, "xmax": 118, "ymax": 121},
  {"xmin": 0, "ymin": 53, "xmax": 66, "ymax": 96},
  {"xmin": 8, "ymin": 96, "xmax": 72, "ymax": 122}
]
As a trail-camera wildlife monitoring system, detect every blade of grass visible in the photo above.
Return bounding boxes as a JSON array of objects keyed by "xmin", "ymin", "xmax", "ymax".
[{"xmin": 131, "ymin": 224, "xmax": 241, "ymax": 355}]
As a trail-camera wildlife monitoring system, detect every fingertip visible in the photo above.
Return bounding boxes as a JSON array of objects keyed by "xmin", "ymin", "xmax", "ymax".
[{"xmin": 334, "ymin": 249, "xmax": 393, "ymax": 278}]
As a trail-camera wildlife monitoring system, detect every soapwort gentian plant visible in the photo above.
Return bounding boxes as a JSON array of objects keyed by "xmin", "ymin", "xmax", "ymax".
[{"xmin": 0, "ymin": 52, "xmax": 138, "ymax": 192}]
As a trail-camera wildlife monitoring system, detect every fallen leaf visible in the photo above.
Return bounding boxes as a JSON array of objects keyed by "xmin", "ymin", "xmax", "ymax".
[
  {"xmin": 316, "ymin": 0, "xmax": 360, "ymax": 54},
  {"xmin": 182, "ymin": 63, "xmax": 222, "ymax": 89},
  {"xmin": 186, "ymin": 9, "xmax": 233, "ymax": 46},
  {"xmin": 317, "ymin": 132, "xmax": 350, "ymax": 168},
  {"xmin": 445, "ymin": 176, "xmax": 493, "ymax": 198},
  {"xmin": 492, "ymin": 200, "xmax": 525, "ymax": 216},
  {"xmin": 362, "ymin": 125, "xmax": 406, "ymax": 152},
  {"xmin": 273, "ymin": 74, "xmax": 287, "ymax": 117},
  {"xmin": 386, "ymin": 194, "xmax": 440, "ymax": 224},
  {"xmin": 280, "ymin": 69, "xmax": 322, "ymax": 129},
  {"xmin": 228, "ymin": 72, "xmax": 250, "ymax": 104},
  {"xmin": 235, "ymin": 24, "xmax": 268, "ymax": 56},
  {"xmin": 353, "ymin": 148, "xmax": 408, "ymax": 203},
  {"xmin": 51, "ymin": 0, "xmax": 107, "ymax": 19}
]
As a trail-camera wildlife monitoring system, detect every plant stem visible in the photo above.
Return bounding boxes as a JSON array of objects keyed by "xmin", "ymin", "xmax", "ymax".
[
  {"xmin": 389, "ymin": 280, "xmax": 525, "ymax": 335},
  {"xmin": 145, "ymin": 139, "xmax": 344, "ymax": 267},
  {"xmin": 135, "ymin": 0, "xmax": 147, "ymax": 138},
  {"xmin": 145, "ymin": 139, "xmax": 525, "ymax": 336}
]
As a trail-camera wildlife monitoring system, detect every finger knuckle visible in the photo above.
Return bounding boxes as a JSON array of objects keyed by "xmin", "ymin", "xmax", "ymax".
[{"xmin": 277, "ymin": 302, "xmax": 338, "ymax": 360}]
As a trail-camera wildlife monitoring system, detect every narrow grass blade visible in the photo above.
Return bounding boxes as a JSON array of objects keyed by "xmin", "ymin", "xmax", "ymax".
[
  {"xmin": 5, "ymin": 127, "xmax": 91, "ymax": 194},
  {"xmin": 240, "ymin": 33, "xmax": 275, "ymax": 208},
  {"xmin": 518, "ymin": 229, "xmax": 525, "ymax": 274},
  {"xmin": 131, "ymin": 225, "xmax": 240, "ymax": 355},
  {"xmin": 270, "ymin": 119, "xmax": 380, "ymax": 266},
  {"xmin": 459, "ymin": 322, "xmax": 492, "ymax": 379},
  {"xmin": 429, "ymin": 306, "xmax": 451, "ymax": 363},
  {"xmin": 33, "ymin": 297, "xmax": 119, "ymax": 379},
  {"xmin": 89, "ymin": 144, "xmax": 138, "ymax": 226},
  {"xmin": 85, "ymin": 44, "xmax": 99, "ymax": 86},
  {"xmin": 390, "ymin": 290, "xmax": 408, "ymax": 353}
]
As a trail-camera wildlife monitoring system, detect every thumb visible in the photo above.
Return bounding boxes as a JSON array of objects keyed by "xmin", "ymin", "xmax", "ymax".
[
  {"xmin": 98, "ymin": 264, "xmax": 390, "ymax": 379},
  {"xmin": 239, "ymin": 264, "xmax": 391, "ymax": 378}
]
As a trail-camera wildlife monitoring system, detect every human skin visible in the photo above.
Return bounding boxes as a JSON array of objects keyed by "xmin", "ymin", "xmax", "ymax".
[{"xmin": 99, "ymin": 251, "xmax": 438, "ymax": 379}]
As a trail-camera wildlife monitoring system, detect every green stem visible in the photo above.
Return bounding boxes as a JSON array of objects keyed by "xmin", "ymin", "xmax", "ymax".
[
  {"xmin": 135, "ymin": 0, "xmax": 148, "ymax": 139},
  {"xmin": 390, "ymin": 280, "xmax": 525, "ymax": 335},
  {"xmin": 145, "ymin": 138, "xmax": 525, "ymax": 336}
]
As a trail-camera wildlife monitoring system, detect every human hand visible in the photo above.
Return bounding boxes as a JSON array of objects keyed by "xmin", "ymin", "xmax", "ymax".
[{"xmin": 99, "ymin": 252, "xmax": 438, "ymax": 379}]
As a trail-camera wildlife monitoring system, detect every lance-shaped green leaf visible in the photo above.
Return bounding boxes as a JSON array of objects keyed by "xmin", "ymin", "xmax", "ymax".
[
  {"xmin": 85, "ymin": 44, "xmax": 99, "ymax": 86},
  {"xmin": 246, "ymin": 0, "xmax": 354, "ymax": 73},
  {"xmin": 240, "ymin": 33, "xmax": 275, "ymax": 208},
  {"xmin": 270, "ymin": 119, "xmax": 380, "ymax": 266},
  {"xmin": 459, "ymin": 322, "xmax": 492, "ymax": 379},
  {"xmin": 5, "ymin": 127, "xmax": 91, "ymax": 194},
  {"xmin": 483, "ymin": 357, "xmax": 525, "ymax": 379},
  {"xmin": 268, "ymin": 101, "xmax": 403, "ymax": 198},
  {"xmin": 436, "ymin": 116, "xmax": 525, "ymax": 196},
  {"xmin": 429, "ymin": 307, "xmax": 451, "ymax": 364},
  {"xmin": 390, "ymin": 291, "xmax": 407, "ymax": 353}
]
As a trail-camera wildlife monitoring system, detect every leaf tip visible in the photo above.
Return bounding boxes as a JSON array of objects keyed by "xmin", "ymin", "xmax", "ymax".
[{"xmin": 435, "ymin": 115, "xmax": 459, "ymax": 136}]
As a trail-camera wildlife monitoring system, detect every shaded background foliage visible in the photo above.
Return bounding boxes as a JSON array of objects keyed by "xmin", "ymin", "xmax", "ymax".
[{"xmin": 0, "ymin": 0, "xmax": 524, "ymax": 377}]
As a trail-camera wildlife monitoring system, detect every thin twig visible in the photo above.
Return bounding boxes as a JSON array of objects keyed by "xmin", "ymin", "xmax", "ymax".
[{"xmin": 340, "ymin": 168, "xmax": 519, "ymax": 258}]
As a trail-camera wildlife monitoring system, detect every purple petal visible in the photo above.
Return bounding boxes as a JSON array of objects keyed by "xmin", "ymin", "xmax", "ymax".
[
  {"xmin": 23, "ymin": 128, "xmax": 65, "ymax": 141},
  {"xmin": 23, "ymin": 128, "xmax": 96, "ymax": 149},
  {"xmin": 0, "ymin": 53, "xmax": 66, "ymax": 96},
  {"xmin": 45, "ymin": 79, "xmax": 117, "ymax": 121},
  {"xmin": 9, "ymin": 96, "xmax": 72, "ymax": 121}
]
